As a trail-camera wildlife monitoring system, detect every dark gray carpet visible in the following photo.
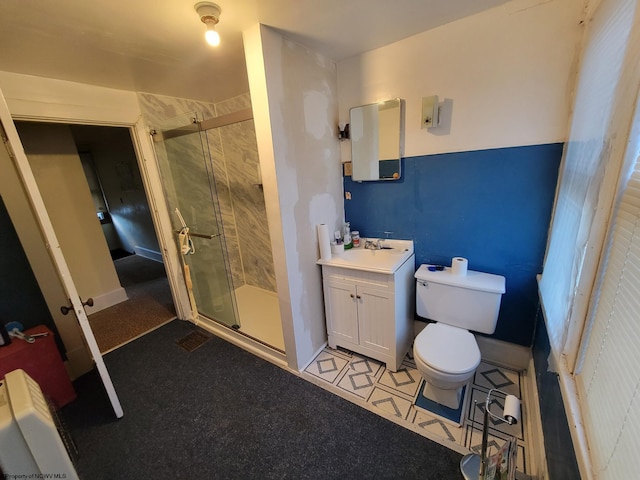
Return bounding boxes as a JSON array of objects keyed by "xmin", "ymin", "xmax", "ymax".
[
  {"xmin": 62, "ymin": 320, "xmax": 463, "ymax": 479},
  {"xmin": 113, "ymin": 254, "xmax": 167, "ymax": 289}
]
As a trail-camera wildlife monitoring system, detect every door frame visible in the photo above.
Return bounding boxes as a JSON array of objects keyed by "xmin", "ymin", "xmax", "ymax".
[
  {"xmin": 0, "ymin": 73, "xmax": 192, "ymax": 325},
  {"xmin": 0, "ymin": 91, "xmax": 124, "ymax": 417},
  {"xmin": 0, "ymin": 74, "xmax": 193, "ymax": 411}
]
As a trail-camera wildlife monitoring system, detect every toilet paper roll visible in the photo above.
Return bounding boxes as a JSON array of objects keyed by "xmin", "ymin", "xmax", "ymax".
[
  {"xmin": 451, "ymin": 257, "xmax": 468, "ymax": 276},
  {"xmin": 503, "ymin": 394, "xmax": 521, "ymax": 425},
  {"xmin": 317, "ymin": 224, "xmax": 332, "ymax": 261}
]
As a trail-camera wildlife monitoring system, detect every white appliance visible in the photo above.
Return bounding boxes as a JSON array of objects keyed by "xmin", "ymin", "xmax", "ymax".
[{"xmin": 0, "ymin": 369, "xmax": 79, "ymax": 479}]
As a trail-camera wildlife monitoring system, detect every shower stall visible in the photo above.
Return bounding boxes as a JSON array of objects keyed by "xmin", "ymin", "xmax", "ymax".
[{"xmin": 151, "ymin": 110, "xmax": 284, "ymax": 352}]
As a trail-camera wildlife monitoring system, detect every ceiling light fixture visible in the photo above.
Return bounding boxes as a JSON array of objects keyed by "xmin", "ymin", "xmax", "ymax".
[{"xmin": 195, "ymin": 2, "xmax": 222, "ymax": 47}]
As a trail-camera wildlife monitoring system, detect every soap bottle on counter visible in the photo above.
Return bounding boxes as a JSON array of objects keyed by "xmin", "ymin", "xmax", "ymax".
[{"xmin": 343, "ymin": 222, "xmax": 353, "ymax": 249}]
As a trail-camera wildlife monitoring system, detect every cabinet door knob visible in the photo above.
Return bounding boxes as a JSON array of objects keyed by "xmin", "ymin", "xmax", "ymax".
[
  {"xmin": 350, "ymin": 293, "xmax": 355, "ymax": 298},
  {"xmin": 356, "ymin": 295, "xmax": 361, "ymax": 299}
]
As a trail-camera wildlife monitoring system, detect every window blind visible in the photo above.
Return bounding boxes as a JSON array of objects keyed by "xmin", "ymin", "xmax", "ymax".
[
  {"xmin": 538, "ymin": 0, "xmax": 635, "ymax": 358},
  {"xmin": 577, "ymin": 154, "xmax": 640, "ymax": 478}
]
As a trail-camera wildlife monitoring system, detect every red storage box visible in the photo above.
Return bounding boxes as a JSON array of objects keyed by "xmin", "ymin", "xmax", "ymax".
[{"xmin": 0, "ymin": 325, "xmax": 76, "ymax": 408}]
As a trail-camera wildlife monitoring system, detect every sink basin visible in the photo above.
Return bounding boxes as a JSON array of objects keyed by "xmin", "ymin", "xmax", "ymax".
[{"xmin": 317, "ymin": 239, "xmax": 414, "ymax": 274}]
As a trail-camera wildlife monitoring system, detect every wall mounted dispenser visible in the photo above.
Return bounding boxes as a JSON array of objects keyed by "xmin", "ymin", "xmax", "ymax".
[{"xmin": 421, "ymin": 95, "xmax": 440, "ymax": 129}]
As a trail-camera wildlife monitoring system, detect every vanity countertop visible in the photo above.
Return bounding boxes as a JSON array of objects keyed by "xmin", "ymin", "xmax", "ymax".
[{"xmin": 317, "ymin": 239, "xmax": 414, "ymax": 274}]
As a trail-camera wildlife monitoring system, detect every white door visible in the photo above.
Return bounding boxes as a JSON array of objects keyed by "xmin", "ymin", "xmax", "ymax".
[{"xmin": 0, "ymin": 90, "xmax": 123, "ymax": 418}]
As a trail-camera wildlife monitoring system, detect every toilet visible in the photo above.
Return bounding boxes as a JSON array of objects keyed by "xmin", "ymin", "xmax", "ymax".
[{"xmin": 413, "ymin": 264, "xmax": 506, "ymax": 409}]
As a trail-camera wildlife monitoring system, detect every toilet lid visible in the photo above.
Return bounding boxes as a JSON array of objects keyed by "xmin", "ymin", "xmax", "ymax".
[{"xmin": 415, "ymin": 323, "xmax": 480, "ymax": 375}]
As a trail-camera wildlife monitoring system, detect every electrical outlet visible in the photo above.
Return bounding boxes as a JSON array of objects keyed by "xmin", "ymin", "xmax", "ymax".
[
  {"xmin": 345, "ymin": 191, "xmax": 352, "ymax": 200},
  {"xmin": 343, "ymin": 162, "xmax": 353, "ymax": 176}
]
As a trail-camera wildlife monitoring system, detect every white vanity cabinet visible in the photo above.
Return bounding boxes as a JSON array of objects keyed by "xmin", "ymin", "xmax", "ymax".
[{"xmin": 319, "ymin": 247, "xmax": 415, "ymax": 372}]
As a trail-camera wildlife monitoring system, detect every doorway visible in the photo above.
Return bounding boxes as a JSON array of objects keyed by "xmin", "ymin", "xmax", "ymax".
[{"xmin": 14, "ymin": 121, "xmax": 176, "ymax": 353}]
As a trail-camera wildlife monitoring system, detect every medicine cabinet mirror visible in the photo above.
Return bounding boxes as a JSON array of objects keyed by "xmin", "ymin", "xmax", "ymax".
[{"xmin": 349, "ymin": 98, "xmax": 403, "ymax": 181}]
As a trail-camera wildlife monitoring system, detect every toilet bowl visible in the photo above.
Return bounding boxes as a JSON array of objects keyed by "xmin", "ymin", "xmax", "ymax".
[
  {"xmin": 413, "ymin": 322, "xmax": 480, "ymax": 409},
  {"xmin": 413, "ymin": 264, "xmax": 505, "ymax": 410}
]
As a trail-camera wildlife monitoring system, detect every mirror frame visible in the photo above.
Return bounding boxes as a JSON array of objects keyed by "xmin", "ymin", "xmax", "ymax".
[{"xmin": 349, "ymin": 98, "xmax": 403, "ymax": 182}]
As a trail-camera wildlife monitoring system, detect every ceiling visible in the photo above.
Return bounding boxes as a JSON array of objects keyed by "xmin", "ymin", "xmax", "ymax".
[{"xmin": 0, "ymin": 0, "xmax": 509, "ymax": 104}]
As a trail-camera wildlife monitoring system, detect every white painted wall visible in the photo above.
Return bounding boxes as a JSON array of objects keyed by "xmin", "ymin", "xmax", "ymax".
[
  {"xmin": 337, "ymin": 0, "xmax": 585, "ymax": 159},
  {"xmin": 244, "ymin": 24, "xmax": 343, "ymax": 370},
  {"xmin": 71, "ymin": 125, "xmax": 160, "ymax": 257},
  {"xmin": 16, "ymin": 122, "xmax": 127, "ymax": 312}
]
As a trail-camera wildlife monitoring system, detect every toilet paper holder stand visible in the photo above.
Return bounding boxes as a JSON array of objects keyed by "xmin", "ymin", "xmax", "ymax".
[{"xmin": 460, "ymin": 388, "xmax": 521, "ymax": 480}]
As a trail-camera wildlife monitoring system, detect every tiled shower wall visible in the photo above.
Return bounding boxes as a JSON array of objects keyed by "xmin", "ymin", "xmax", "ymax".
[
  {"xmin": 213, "ymin": 94, "xmax": 275, "ymax": 292},
  {"xmin": 137, "ymin": 92, "xmax": 276, "ymax": 293}
]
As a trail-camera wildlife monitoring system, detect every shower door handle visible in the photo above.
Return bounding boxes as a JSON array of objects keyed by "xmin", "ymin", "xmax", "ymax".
[
  {"xmin": 174, "ymin": 230, "xmax": 221, "ymax": 239},
  {"xmin": 190, "ymin": 232, "xmax": 221, "ymax": 239}
]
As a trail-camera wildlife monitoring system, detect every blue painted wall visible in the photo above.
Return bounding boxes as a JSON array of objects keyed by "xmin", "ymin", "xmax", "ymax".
[{"xmin": 344, "ymin": 143, "xmax": 563, "ymax": 346}]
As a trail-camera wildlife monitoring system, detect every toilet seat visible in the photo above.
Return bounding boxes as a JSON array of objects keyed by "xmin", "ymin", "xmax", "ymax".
[{"xmin": 414, "ymin": 323, "xmax": 480, "ymax": 375}]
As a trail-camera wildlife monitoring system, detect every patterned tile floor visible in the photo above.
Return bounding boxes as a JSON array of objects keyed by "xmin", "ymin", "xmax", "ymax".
[{"xmin": 302, "ymin": 347, "xmax": 530, "ymax": 476}]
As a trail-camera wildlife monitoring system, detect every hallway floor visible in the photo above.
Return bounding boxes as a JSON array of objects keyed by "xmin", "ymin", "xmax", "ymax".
[
  {"xmin": 89, "ymin": 255, "xmax": 176, "ymax": 353},
  {"xmin": 302, "ymin": 347, "xmax": 531, "ymax": 477}
]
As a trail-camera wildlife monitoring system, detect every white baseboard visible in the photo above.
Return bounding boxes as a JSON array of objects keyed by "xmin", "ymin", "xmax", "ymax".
[
  {"xmin": 84, "ymin": 287, "xmax": 128, "ymax": 315},
  {"xmin": 476, "ymin": 335, "xmax": 531, "ymax": 370},
  {"xmin": 555, "ymin": 356, "xmax": 593, "ymax": 480},
  {"xmin": 524, "ymin": 356, "xmax": 549, "ymax": 480},
  {"xmin": 134, "ymin": 246, "xmax": 163, "ymax": 263}
]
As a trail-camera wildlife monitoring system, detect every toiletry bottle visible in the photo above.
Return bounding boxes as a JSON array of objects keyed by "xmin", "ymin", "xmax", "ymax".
[
  {"xmin": 343, "ymin": 222, "xmax": 353, "ymax": 249},
  {"xmin": 352, "ymin": 231, "xmax": 360, "ymax": 248}
]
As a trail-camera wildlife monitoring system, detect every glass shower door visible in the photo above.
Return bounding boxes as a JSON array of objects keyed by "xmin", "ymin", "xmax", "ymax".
[{"xmin": 152, "ymin": 113, "xmax": 238, "ymax": 328}]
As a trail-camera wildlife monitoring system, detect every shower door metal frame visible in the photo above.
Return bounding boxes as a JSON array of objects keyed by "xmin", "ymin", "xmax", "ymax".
[
  {"xmin": 151, "ymin": 108, "xmax": 253, "ymax": 331},
  {"xmin": 154, "ymin": 108, "xmax": 252, "ymax": 142}
]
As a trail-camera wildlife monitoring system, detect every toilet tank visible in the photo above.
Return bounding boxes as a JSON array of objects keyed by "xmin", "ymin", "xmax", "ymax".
[{"xmin": 414, "ymin": 264, "xmax": 506, "ymax": 334}]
